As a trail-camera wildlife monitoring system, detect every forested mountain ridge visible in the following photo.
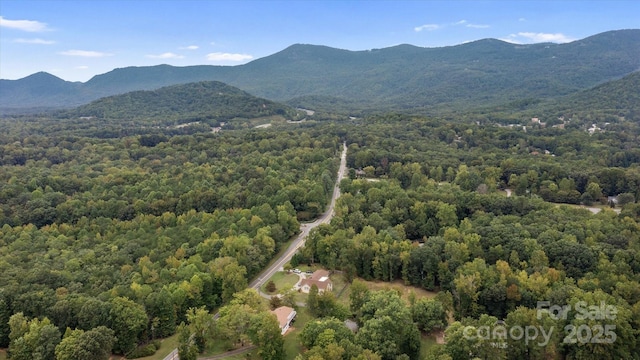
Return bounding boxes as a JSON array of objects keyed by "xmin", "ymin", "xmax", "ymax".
[
  {"xmin": 463, "ymin": 70, "xmax": 640, "ymax": 126},
  {"xmin": 540, "ymin": 70, "xmax": 640, "ymax": 123},
  {"xmin": 58, "ymin": 81, "xmax": 300, "ymax": 124},
  {"xmin": 1, "ymin": 29, "xmax": 638, "ymax": 113},
  {"xmin": 0, "ymin": 72, "xmax": 84, "ymax": 112}
]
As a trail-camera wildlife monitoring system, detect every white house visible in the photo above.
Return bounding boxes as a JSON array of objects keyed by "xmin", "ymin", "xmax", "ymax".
[{"xmin": 271, "ymin": 306, "xmax": 296, "ymax": 335}]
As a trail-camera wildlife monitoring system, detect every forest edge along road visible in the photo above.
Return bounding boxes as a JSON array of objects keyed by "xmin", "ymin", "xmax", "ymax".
[
  {"xmin": 163, "ymin": 142, "xmax": 347, "ymax": 360},
  {"xmin": 249, "ymin": 141, "xmax": 347, "ymax": 289}
]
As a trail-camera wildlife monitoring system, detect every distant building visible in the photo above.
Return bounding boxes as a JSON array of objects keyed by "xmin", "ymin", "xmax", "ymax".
[
  {"xmin": 299, "ymin": 270, "xmax": 333, "ymax": 293},
  {"xmin": 271, "ymin": 306, "xmax": 296, "ymax": 335},
  {"xmin": 588, "ymin": 123, "xmax": 601, "ymax": 135},
  {"xmin": 531, "ymin": 117, "xmax": 546, "ymax": 127}
]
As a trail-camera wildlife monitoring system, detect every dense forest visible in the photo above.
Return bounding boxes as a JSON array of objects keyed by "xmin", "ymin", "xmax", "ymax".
[
  {"xmin": 296, "ymin": 114, "xmax": 640, "ymax": 359},
  {"xmin": 1, "ymin": 70, "xmax": 639, "ymax": 359},
  {"xmin": 0, "ymin": 115, "xmax": 341, "ymax": 358}
]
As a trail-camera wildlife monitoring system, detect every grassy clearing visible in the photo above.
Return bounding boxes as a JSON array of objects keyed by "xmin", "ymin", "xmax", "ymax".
[
  {"xmin": 554, "ymin": 202, "xmax": 621, "ymax": 214},
  {"xmin": 337, "ymin": 276, "xmax": 438, "ymax": 306},
  {"xmin": 284, "ymin": 309, "xmax": 313, "ymax": 360},
  {"xmin": 202, "ymin": 344, "xmax": 256, "ymax": 359},
  {"xmin": 330, "ymin": 273, "xmax": 350, "ymax": 305},
  {"xmin": 0, "ymin": 349, "xmax": 6, "ymax": 360},
  {"xmin": 291, "ymin": 290, "xmax": 308, "ymax": 305},
  {"xmin": 134, "ymin": 334, "xmax": 178, "ymax": 360},
  {"xmin": 361, "ymin": 279, "xmax": 437, "ymax": 300},
  {"xmin": 295, "ymin": 264, "xmax": 321, "ymax": 273},
  {"xmin": 261, "ymin": 271, "xmax": 300, "ymax": 294},
  {"xmin": 224, "ymin": 353, "xmax": 256, "ymax": 360},
  {"xmin": 420, "ymin": 333, "xmax": 442, "ymax": 359},
  {"xmin": 134, "ymin": 334, "xmax": 251, "ymax": 360},
  {"xmin": 201, "ymin": 338, "xmax": 239, "ymax": 357},
  {"xmin": 246, "ymin": 115, "xmax": 287, "ymax": 127}
]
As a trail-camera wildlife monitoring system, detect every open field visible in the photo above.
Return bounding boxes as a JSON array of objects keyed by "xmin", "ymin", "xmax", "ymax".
[{"xmin": 261, "ymin": 271, "xmax": 300, "ymax": 294}]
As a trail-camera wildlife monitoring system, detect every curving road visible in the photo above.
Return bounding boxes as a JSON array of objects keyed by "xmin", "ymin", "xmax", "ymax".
[{"xmin": 164, "ymin": 142, "xmax": 348, "ymax": 360}]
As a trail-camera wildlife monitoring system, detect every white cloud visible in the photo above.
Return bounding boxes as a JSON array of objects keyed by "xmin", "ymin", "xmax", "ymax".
[
  {"xmin": 76, "ymin": 66, "xmax": 89, "ymax": 69},
  {"xmin": 0, "ymin": 16, "xmax": 51, "ymax": 32},
  {"xmin": 414, "ymin": 24, "xmax": 440, "ymax": 32},
  {"xmin": 453, "ymin": 20, "xmax": 489, "ymax": 29},
  {"xmin": 180, "ymin": 45, "xmax": 199, "ymax": 50},
  {"xmin": 519, "ymin": 18, "xmax": 527, "ymax": 22},
  {"xmin": 499, "ymin": 36, "xmax": 521, "ymax": 44},
  {"xmin": 508, "ymin": 32, "xmax": 575, "ymax": 43},
  {"xmin": 60, "ymin": 50, "xmax": 114, "ymax": 57},
  {"xmin": 466, "ymin": 23, "xmax": 490, "ymax": 29},
  {"xmin": 206, "ymin": 52, "xmax": 253, "ymax": 62},
  {"xmin": 13, "ymin": 38, "xmax": 55, "ymax": 44},
  {"xmin": 146, "ymin": 52, "xmax": 185, "ymax": 59},
  {"xmin": 423, "ymin": 20, "xmax": 488, "ymax": 32}
]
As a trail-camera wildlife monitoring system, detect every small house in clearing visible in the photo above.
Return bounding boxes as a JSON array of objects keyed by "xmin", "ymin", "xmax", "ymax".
[
  {"xmin": 299, "ymin": 269, "xmax": 333, "ymax": 293},
  {"xmin": 271, "ymin": 306, "xmax": 296, "ymax": 335}
]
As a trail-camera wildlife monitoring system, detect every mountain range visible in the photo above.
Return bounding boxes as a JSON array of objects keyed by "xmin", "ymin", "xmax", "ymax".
[{"xmin": 1, "ymin": 29, "xmax": 639, "ymax": 114}]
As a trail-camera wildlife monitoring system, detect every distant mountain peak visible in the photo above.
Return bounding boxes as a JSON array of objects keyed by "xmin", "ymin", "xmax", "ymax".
[
  {"xmin": 1, "ymin": 29, "xmax": 638, "ymax": 113},
  {"xmin": 19, "ymin": 72, "xmax": 67, "ymax": 84}
]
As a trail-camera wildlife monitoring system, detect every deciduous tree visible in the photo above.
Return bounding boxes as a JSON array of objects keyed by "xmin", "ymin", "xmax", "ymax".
[{"xmin": 109, "ymin": 297, "xmax": 147, "ymax": 355}]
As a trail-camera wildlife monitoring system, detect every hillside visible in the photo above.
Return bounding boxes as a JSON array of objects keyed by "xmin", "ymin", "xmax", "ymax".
[
  {"xmin": 475, "ymin": 71, "xmax": 640, "ymax": 126},
  {"xmin": 548, "ymin": 70, "xmax": 640, "ymax": 121},
  {"xmin": 59, "ymin": 81, "xmax": 298, "ymax": 124},
  {"xmin": 1, "ymin": 29, "xmax": 639, "ymax": 113}
]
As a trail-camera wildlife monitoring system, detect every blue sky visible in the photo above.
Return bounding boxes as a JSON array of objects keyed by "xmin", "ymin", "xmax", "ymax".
[{"xmin": 1, "ymin": 0, "xmax": 638, "ymax": 82}]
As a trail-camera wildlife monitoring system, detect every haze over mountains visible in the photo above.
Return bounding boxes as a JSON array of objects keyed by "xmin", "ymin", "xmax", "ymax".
[{"xmin": 1, "ymin": 29, "xmax": 638, "ymax": 113}]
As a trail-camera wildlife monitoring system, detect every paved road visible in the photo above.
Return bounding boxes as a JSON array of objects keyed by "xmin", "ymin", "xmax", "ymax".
[
  {"xmin": 163, "ymin": 348, "xmax": 179, "ymax": 360},
  {"xmin": 164, "ymin": 142, "xmax": 348, "ymax": 360},
  {"xmin": 249, "ymin": 141, "xmax": 347, "ymax": 289}
]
